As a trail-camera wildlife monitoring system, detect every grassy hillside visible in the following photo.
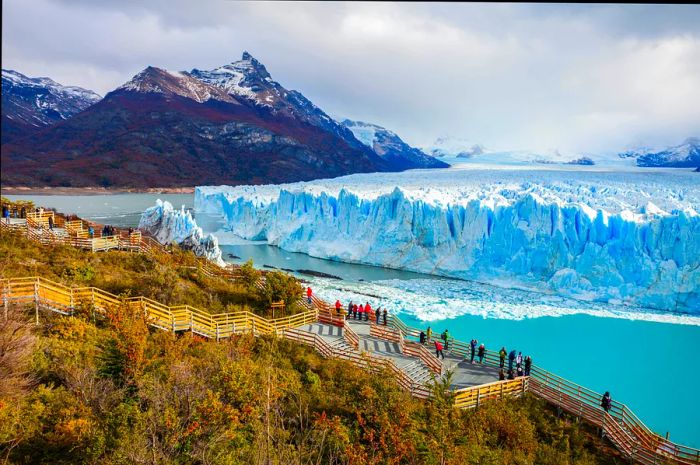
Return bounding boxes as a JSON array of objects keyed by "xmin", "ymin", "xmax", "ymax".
[{"xmin": 0, "ymin": 230, "xmax": 623, "ymax": 465}]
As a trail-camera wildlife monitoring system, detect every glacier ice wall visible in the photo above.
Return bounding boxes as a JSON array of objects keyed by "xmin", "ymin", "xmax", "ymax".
[
  {"xmin": 196, "ymin": 177, "xmax": 700, "ymax": 313},
  {"xmin": 139, "ymin": 199, "xmax": 224, "ymax": 266}
]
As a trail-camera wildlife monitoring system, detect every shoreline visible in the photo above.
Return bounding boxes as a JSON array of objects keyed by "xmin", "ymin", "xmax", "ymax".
[{"xmin": 1, "ymin": 186, "xmax": 196, "ymax": 195}]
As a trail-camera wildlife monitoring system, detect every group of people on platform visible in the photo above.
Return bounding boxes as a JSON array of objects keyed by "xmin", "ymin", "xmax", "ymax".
[{"xmin": 305, "ymin": 288, "xmax": 391, "ymax": 326}]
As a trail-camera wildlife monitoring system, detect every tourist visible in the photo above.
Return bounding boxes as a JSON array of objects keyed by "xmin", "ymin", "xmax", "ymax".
[
  {"xmin": 347, "ymin": 300, "xmax": 353, "ymax": 318},
  {"xmin": 307, "ymin": 287, "xmax": 313, "ymax": 304},
  {"xmin": 434, "ymin": 340, "xmax": 445, "ymax": 359},
  {"xmin": 426, "ymin": 326, "xmax": 432, "ymax": 343},
  {"xmin": 353, "ymin": 303, "xmax": 358, "ymax": 319},
  {"xmin": 524, "ymin": 356, "xmax": 532, "ymax": 376},
  {"xmin": 508, "ymin": 349, "xmax": 516, "ymax": 371},
  {"xmin": 499, "ymin": 369, "xmax": 505, "ymax": 381},
  {"xmin": 382, "ymin": 308, "xmax": 387, "ymax": 325},
  {"xmin": 365, "ymin": 302, "xmax": 371, "ymax": 321},
  {"xmin": 376, "ymin": 307, "xmax": 381, "ymax": 325},
  {"xmin": 601, "ymin": 392, "xmax": 612, "ymax": 413},
  {"xmin": 516, "ymin": 352, "xmax": 523, "ymax": 369},
  {"xmin": 470, "ymin": 339, "xmax": 478, "ymax": 363},
  {"xmin": 478, "ymin": 343, "xmax": 485, "ymax": 364},
  {"xmin": 20, "ymin": 206, "xmax": 26, "ymax": 218},
  {"xmin": 48, "ymin": 216, "xmax": 54, "ymax": 230},
  {"xmin": 499, "ymin": 347, "xmax": 507, "ymax": 368},
  {"xmin": 2, "ymin": 205, "xmax": 9, "ymax": 224},
  {"xmin": 88, "ymin": 226, "xmax": 94, "ymax": 238},
  {"xmin": 358, "ymin": 304, "xmax": 364, "ymax": 320},
  {"xmin": 335, "ymin": 299, "xmax": 342, "ymax": 314},
  {"xmin": 507, "ymin": 369, "xmax": 515, "ymax": 380},
  {"xmin": 517, "ymin": 365, "xmax": 524, "ymax": 377},
  {"xmin": 420, "ymin": 330, "xmax": 426, "ymax": 344},
  {"xmin": 443, "ymin": 329, "xmax": 451, "ymax": 351}
]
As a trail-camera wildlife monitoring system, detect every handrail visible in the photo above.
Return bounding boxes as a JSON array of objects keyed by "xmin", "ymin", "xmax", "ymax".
[{"xmin": 385, "ymin": 313, "xmax": 700, "ymax": 464}]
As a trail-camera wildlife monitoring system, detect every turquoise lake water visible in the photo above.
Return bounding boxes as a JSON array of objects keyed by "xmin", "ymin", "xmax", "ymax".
[{"xmin": 6, "ymin": 192, "xmax": 699, "ymax": 447}]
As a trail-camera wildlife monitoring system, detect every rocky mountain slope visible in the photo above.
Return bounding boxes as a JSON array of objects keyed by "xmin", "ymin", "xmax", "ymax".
[
  {"xmin": 2, "ymin": 64, "xmax": 393, "ymax": 187},
  {"xmin": 341, "ymin": 119, "xmax": 448, "ymax": 169}
]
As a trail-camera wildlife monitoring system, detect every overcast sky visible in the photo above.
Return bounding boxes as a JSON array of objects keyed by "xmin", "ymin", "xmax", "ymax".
[{"xmin": 3, "ymin": 1, "xmax": 699, "ymax": 153}]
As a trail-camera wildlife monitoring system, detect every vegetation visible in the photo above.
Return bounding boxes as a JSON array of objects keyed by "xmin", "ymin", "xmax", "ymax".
[
  {"xmin": 0, "ymin": 231, "xmax": 302, "ymax": 318},
  {"xmin": 0, "ymin": 229, "xmax": 623, "ymax": 464}
]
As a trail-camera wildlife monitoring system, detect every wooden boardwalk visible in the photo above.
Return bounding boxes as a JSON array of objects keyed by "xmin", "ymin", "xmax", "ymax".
[{"xmin": 1, "ymin": 210, "xmax": 698, "ymax": 465}]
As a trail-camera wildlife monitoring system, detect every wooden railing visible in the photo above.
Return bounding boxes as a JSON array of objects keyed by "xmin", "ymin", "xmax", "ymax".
[
  {"xmin": 403, "ymin": 341, "xmax": 442, "ymax": 375},
  {"xmin": 342, "ymin": 321, "xmax": 360, "ymax": 350},
  {"xmin": 384, "ymin": 314, "xmax": 700, "ymax": 465},
  {"xmin": 1, "ymin": 276, "xmax": 316, "ymax": 340}
]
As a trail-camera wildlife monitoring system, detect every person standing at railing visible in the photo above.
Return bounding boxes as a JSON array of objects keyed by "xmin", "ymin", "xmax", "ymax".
[
  {"xmin": 2, "ymin": 205, "xmax": 9, "ymax": 224},
  {"xmin": 48, "ymin": 215, "xmax": 54, "ymax": 230},
  {"xmin": 470, "ymin": 339, "xmax": 478, "ymax": 363},
  {"xmin": 364, "ymin": 302, "xmax": 371, "ymax": 321},
  {"xmin": 508, "ymin": 349, "xmax": 516, "ymax": 371},
  {"xmin": 382, "ymin": 308, "xmax": 387, "ymax": 326},
  {"xmin": 353, "ymin": 303, "xmax": 358, "ymax": 319},
  {"xmin": 307, "ymin": 286, "xmax": 313, "ymax": 304},
  {"xmin": 499, "ymin": 368, "xmax": 506, "ymax": 381},
  {"xmin": 524, "ymin": 356, "xmax": 532, "ymax": 376},
  {"xmin": 335, "ymin": 299, "xmax": 342, "ymax": 315},
  {"xmin": 376, "ymin": 307, "xmax": 381, "ymax": 325},
  {"xmin": 516, "ymin": 352, "xmax": 523, "ymax": 370},
  {"xmin": 420, "ymin": 330, "xmax": 426, "ymax": 344},
  {"xmin": 434, "ymin": 340, "xmax": 445, "ymax": 359},
  {"xmin": 347, "ymin": 300, "xmax": 353, "ymax": 318},
  {"xmin": 426, "ymin": 326, "xmax": 432, "ymax": 343},
  {"xmin": 601, "ymin": 392, "xmax": 612, "ymax": 413},
  {"xmin": 88, "ymin": 226, "xmax": 94, "ymax": 238},
  {"xmin": 499, "ymin": 347, "xmax": 507, "ymax": 368},
  {"xmin": 478, "ymin": 343, "xmax": 485, "ymax": 363},
  {"xmin": 358, "ymin": 304, "xmax": 364, "ymax": 320}
]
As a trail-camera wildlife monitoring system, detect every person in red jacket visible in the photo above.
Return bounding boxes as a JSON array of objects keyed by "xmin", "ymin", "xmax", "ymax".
[
  {"xmin": 307, "ymin": 287, "xmax": 312, "ymax": 304},
  {"xmin": 364, "ymin": 302, "xmax": 372, "ymax": 322},
  {"xmin": 335, "ymin": 299, "xmax": 342, "ymax": 314},
  {"xmin": 434, "ymin": 340, "xmax": 445, "ymax": 359},
  {"xmin": 358, "ymin": 304, "xmax": 364, "ymax": 320}
]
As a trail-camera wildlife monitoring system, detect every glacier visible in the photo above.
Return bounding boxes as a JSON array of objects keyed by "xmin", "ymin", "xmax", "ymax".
[
  {"xmin": 139, "ymin": 199, "xmax": 224, "ymax": 266},
  {"xmin": 195, "ymin": 168, "xmax": 700, "ymax": 313}
]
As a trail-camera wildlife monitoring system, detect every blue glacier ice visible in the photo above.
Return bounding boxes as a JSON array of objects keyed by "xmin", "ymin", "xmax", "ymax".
[
  {"xmin": 139, "ymin": 199, "xmax": 224, "ymax": 266},
  {"xmin": 195, "ymin": 168, "xmax": 700, "ymax": 313}
]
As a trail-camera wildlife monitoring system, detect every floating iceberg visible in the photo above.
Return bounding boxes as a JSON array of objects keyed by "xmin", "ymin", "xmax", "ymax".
[
  {"xmin": 196, "ymin": 168, "xmax": 700, "ymax": 313},
  {"xmin": 139, "ymin": 199, "xmax": 224, "ymax": 266}
]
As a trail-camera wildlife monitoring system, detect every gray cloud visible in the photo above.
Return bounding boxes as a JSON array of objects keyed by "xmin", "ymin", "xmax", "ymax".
[{"xmin": 3, "ymin": 1, "xmax": 699, "ymax": 153}]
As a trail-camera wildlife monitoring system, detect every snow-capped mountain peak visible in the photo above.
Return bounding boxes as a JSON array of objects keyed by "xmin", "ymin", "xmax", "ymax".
[
  {"xmin": 1, "ymin": 69, "xmax": 101, "ymax": 126},
  {"xmin": 341, "ymin": 119, "xmax": 448, "ymax": 170},
  {"xmin": 114, "ymin": 66, "xmax": 238, "ymax": 104}
]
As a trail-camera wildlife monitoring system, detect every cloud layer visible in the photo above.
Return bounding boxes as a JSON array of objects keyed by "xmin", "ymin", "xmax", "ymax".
[{"xmin": 3, "ymin": 1, "xmax": 699, "ymax": 153}]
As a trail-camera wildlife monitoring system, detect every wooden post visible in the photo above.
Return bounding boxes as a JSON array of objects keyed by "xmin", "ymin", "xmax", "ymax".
[
  {"xmin": 171, "ymin": 314, "xmax": 176, "ymax": 333},
  {"xmin": 3, "ymin": 280, "xmax": 8, "ymax": 321},
  {"xmin": 34, "ymin": 278, "xmax": 39, "ymax": 325},
  {"xmin": 476, "ymin": 390, "xmax": 481, "ymax": 408},
  {"xmin": 190, "ymin": 311, "xmax": 194, "ymax": 337}
]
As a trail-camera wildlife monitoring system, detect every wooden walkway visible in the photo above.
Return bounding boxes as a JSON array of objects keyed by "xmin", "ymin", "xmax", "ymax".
[{"xmin": 1, "ymin": 211, "xmax": 698, "ymax": 465}]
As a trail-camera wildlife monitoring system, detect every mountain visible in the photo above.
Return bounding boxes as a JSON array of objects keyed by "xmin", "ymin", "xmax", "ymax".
[
  {"xmin": 624, "ymin": 138, "xmax": 700, "ymax": 168},
  {"xmin": 189, "ymin": 53, "xmax": 368, "ymax": 150},
  {"xmin": 424, "ymin": 137, "xmax": 487, "ymax": 158},
  {"xmin": 340, "ymin": 120, "xmax": 448, "ymax": 170},
  {"xmin": 1, "ymin": 69, "xmax": 101, "ymax": 128},
  {"xmin": 1, "ymin": 55, "xmax": 406, "ymax": 188}
]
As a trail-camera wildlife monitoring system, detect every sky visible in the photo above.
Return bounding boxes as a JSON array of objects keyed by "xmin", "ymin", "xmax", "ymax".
[{"xmin": 3, "ymin": 1, "xmax": 700, "ymax": 154}]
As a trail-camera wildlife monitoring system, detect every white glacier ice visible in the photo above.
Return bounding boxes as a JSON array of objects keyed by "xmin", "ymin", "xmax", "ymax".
[
  {"xmin": 139, "ymin": 199, "xmax": 224, "ymax": 266},
  {"xmin": 196, "ymin": 167, "xmax": 700, "ymax": 313}
]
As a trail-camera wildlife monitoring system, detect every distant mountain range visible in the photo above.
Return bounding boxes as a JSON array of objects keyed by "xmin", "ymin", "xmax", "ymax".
[
  {"xmin": 1, "ymin": 53, "xmax": 444, "ymax": 188},
  {"xmin": 618, "ymin": 137, "xmax": 700, "ymax": 168},
  {"xmin": 424, "ymin": 136, "xmax": 699, "ymax": 168}
]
